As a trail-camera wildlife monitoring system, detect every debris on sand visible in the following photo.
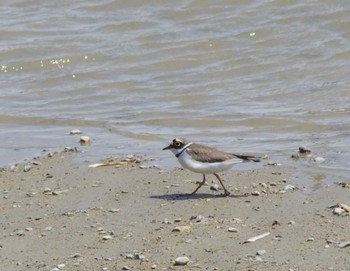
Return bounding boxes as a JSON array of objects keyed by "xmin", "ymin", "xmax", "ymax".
[{"xmin": 243, "ymin": 232, "xmax": 270, "ymax": 244}]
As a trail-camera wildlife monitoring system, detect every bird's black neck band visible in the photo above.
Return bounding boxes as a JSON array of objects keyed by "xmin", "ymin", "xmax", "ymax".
[{"xmin": 175, "ymin": 143, "xmax": 192, "ymax": 158}]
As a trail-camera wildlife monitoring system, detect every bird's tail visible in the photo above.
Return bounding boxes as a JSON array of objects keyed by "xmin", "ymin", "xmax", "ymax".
[{"xmin": 234, "ymin": 154, "xmax": 261, "ymax": 162}]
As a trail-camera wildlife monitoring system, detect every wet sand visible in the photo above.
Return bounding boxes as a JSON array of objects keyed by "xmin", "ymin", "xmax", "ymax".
[{"xmin": 0, "ymin": 150, "xmax": 349, "ymax": 271}]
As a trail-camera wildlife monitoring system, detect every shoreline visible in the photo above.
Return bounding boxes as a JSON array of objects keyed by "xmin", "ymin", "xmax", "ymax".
[{"xmin": 0, "ymin": 150, "xmax": 349, "ymax": 271}]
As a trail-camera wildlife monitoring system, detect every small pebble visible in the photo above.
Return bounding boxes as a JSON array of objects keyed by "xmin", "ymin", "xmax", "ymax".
[
  {"xmin": 191, "ymin": 215, "xmax": 206, "ymax": 223},
  {"xmin": 260, "ymin": 182, "xmax": 267, "ymax": 188},
  {"xmin": 70, "ymin": 253, "xmax": 81, "ymax": 258},
  {"xmin": 135, "ymin": 253, "xmax": 145, "ymax": 260},
  {"xmin": 272, "ymin": 220, "xmax": 281, "ymax": 226},
  {"xmin": 80, "ymin": 136, "xmax": 90, "ymax": 144},
  {"xmin": 174, "ymin": 256, "xmax": 189, "ymax": 266},
  {"xmin": 35, "ymin": 263, "xmax": 45, "ymax": 269},
  {"xmin": 228, "ymin": 227, "xmax": 239, "ymax": 233},
  {"xmin": 163, "ymin": 218, "xmax": 172, "ymax": 224},
  {"xmin": 333, "ymin": 207, "xmax": 343, "ymax": 215},
  {"xmin": 284, "ymin": 185, "xmax": 296, "ymax": 192},
  {"xmin": 44, "ymin": 187, "xmax": 52, "ymax": 193},
  {"xmin": 267, "ymin": 162, "xmax": 280, "ymax": 166},
  {"xmin": 102, "ymin": 235, "xmax": 112, "ymax": 240},
  {"xmin": 24, "ymin": 165, "xmax": 32, "ymax": 172},
  {"xmin": 256, "ymin": 250, "xmax": 266, "ymax": 256},
  {"xmin": 255, "ymin": 256, "xmax": 263, "ymax": 262},
  {"xmin": 108, "ymin": 208, "xmax": 119, "ymax": 213},
  {"xmin": 16, "ymin": 230, "xmax": 25, "ymax": 236},
  {"xmin": 251, "ymin": 191, "xmax": 260, "ymax": 196},
  {"xmin": 263, "ymin": 154, "xmax": 270, "ymax": 160},
  {"xmin": 64, "ymin": 147, "xmax": 79, "ymax": 152},
  {"xmin": 135, "ymin": 158, "xmax": 142, "ymax": 163},
  {"xmin": 299, "ymin": 147, "xmax": 311, "ymax": 154},
  {"xmin": 314, "ymin": 156, "xmax": 325, "ymax": 163},
  {"xmin": 232, "ymin": 218, "xmax": 243, "ymax": 224},
  {"xmin": 210, "ymin": 184, "xmax": 220, "ymax": 191},
  {"xmin": 70, "ymin": 129, "xmax": 82, "ymax": 135},
  {"xmin": 172, "ymin": 226, "xmax": 191, "ymax": 233},
  {"xmin": 123, "ymin": 253, "xmax": 134, "ymax": 259},
  {"xmin": 26, "ymin": 192, "xmax": 36, "ymax": 197}
]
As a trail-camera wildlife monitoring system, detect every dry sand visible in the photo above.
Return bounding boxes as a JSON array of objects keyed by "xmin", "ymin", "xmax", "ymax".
[{"xmin": 0, "ymin": 150, "xmax": 349, "ymax": 271}]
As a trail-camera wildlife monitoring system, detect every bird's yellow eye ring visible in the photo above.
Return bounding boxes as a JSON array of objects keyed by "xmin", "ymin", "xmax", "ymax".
[{"xmin": 174, "ymin": 141, "xmax": 181, "ymax": 148}]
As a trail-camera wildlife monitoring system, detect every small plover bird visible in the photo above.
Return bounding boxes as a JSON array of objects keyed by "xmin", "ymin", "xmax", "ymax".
[{"xmin": 163, "ymin": 138, "xmax": 260, "ymax": 196}]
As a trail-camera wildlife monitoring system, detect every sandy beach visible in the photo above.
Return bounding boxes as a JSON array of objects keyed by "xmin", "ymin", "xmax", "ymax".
[{"xmin": 0, "ymin": 150, "xmax": 349, "ymax": 271}]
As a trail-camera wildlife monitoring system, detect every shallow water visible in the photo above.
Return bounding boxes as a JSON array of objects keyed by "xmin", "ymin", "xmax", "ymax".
[{"xmin": 1, "ymin": 0, "xmax": 350, "ymax": 186}]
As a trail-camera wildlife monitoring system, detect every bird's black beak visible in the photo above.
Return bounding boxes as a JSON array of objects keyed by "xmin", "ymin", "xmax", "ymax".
[{"xmin": 162, "ymin": 144, "xmax": 172, "ymax": 150}]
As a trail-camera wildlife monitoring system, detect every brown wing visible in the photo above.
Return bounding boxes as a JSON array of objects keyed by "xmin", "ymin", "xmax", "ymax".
[
  {"xmin": 186, "ymin": 143, "xmax": 237, "ymax": 163},
  {"xmin": 186, "ymin": 143, "xmax": 261, "ymax": 163}
]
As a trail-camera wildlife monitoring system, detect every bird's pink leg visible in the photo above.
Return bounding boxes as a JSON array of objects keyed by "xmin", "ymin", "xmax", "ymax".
[{"xmin": 190, "ymin": 174, "xmax": 207, "ymax": 195}]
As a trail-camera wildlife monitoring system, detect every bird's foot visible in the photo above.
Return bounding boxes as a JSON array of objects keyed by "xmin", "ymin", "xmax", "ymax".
[{"xmin": 219, "ymin": 191, "xmax": 230, "ymax": 197}]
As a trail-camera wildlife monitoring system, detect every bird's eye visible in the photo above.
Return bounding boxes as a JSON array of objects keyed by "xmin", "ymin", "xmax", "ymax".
[{"xmin": 174, "ymin": 141, "xmax": 181, "ymax": 148}]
